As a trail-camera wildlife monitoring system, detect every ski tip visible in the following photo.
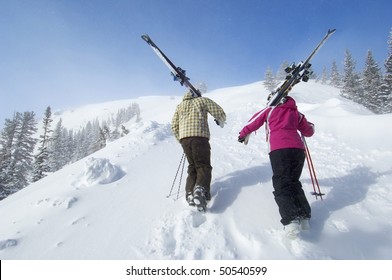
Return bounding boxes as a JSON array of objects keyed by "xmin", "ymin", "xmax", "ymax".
[
  {"xmin": 328, "ymin": 29, "xmax": 337, "ymax": 35},
  {"xmin": 141, "ymin": 34, "xmax": 150, "ymax": 42}
]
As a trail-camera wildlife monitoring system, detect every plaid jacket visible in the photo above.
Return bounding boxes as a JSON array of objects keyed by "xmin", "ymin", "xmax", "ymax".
[{"xmin": 171, "ymin": 92, "xmax": 226, "ymax": 141}]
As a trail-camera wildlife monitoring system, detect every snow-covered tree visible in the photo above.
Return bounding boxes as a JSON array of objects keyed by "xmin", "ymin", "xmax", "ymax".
[
  {"xmin": 133, "ymin": 103, "xmax": 141, "ymax": 122},
  {"xmin": 321, "ymin": 66, "xmax": 328, "ymax": 84},
  {"xmin": 13, "ymin": 111, "xmax": 38, "ymax": 187},
  {"xmin": 361, "ymin": 50, "xmax": 383, "ymax": 113},
  {"xmin": 0, "ymin": 113, "xmax": 21, "ymax": 199},
  {"xmin": 341, "ymin": 49, "xmax": 362, "ymax": 102},
  {"xmin": 84, "ymin": 120, "xmax": 102, "ymax": 154},
  {"xmin": 263, "ymin": 66, "xmax": 277, "ymax": 92},
  {"xmin": 0, "ymin": 112, "xmax": 37, "ymax": 199},
  {"xmin": 48, "ymin": 119, "xmax": 69, "ymax": 172},
  {"xmin": 33, "ymin": 106, "xmax": 53, "ymax": 181},
  {"xmin": 62, "ymin": 128, "xmax": 75, "ymax": 164},
  {"xmin": 330, "ymin": 60, "xmax": 342, "ymax": 88},
  {"xmin": 378, "ymin": 28, "xmax": 392, "ymax": 113}
]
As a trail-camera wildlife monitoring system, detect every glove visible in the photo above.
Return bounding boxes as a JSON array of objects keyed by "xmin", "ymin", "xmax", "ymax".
[
  {"xmin": 238, "ymin": 133, "xmax": 250, "ymax": 145},
  {"xmin": 309, "ymin": 122, "xmax": 315, "ymax": 132},
  {"xmin": 214, "ymin": 119, "xmax": 225, "ymax": 128},
  {"xmin": 238, "ymin": 135, "xmax": 246, "ymax": 143}
]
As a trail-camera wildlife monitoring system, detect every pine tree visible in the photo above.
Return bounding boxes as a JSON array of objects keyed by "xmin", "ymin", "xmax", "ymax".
[
  {"xmin": 98, "ymin": 126, "xmax": 107, "ymax": 149},
  {"xmin": 73, "ymin": 128, "xmax": 89, "ymax": 162},
  {"xmin": 361, "ymin": 50, "xmax": 383, "ymax": 113},
  {"xmin": 63, "ymin": 128, "xmax": 75, "ymax": 164},
  {"xmin": 379, "ymin": 28, "xmax": 392, "ymax": 113},
  {"xmin": 321, "ymin": 66, "xmax": 328, "ymax": 84},
  {"xmin": 263, "ymin": 66, "xmax": 277, "ymax": 92},
  {"xmin": 85, "ymin": 120, "xmax": 103, "ymax": 155},
  {"xmin": 48, "ymin": 119, "xmax": 68, "ymax": 172},
  {"xmin": 12, "ymin": 112, "xmax": 38, "ymax": 189},
  {"xmin": 342, "ymin": 49, "xmax": 363, "ymax": 102},
  {"xmin": 0, "ymin": 112, "xmax": 37, "ymax": 199},
  {"xmin": 102, "ymin": 125, "xmax": 111, "ymax": 142},
  {"xmin": 0, "ymin": 113, "xmax": 21, "ymax": 200},
  {"xmin": 330, "ymin": 60, "xmax": 342, "ymax": 88},
  {"xmin": 33, "ymin": 106, "xmax": 53, "ymax": 181},
  {"xmin": 133, "ymin": 103, "xmax": 141, "ymax": 122}
]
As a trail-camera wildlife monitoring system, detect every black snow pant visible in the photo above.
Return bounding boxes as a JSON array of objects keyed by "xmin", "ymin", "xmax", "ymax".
[
  {"xmin": 180, "ymin": 137, "xmax": 212, "ymax": 197},
  {"xmin": 269, "ymin": 148, "xmax": 311, "ymax": 225}
]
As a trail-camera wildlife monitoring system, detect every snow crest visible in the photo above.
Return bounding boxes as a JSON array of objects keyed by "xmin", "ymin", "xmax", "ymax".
[{"xmin": 81, "ymin": 157, "xmax": 126, "ymax": 186}]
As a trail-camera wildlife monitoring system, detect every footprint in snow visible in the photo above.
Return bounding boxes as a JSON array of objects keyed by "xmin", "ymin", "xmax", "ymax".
[
  {"xmin": 35, "ymin": 196, "xmax": 78, "ymax": 209},
  {"xmin": 145, "ymin": 210, "xmax": 208, "ymax": 259},
  {"xmin": 330, "ymin": 219, "xmax": 350, "ymax": 232},
  {"xmin": 189, "ymin": 211, "xmax": 207, "ymax": 228},
  {"xmin": 0, "ymin": 239, "xmax": 18, "ymax": 250}
]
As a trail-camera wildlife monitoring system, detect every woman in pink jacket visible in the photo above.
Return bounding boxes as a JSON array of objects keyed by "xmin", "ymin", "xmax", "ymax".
[{"xmin": 238, "ymin": 96, "xmax": 314, "ymax": 238}]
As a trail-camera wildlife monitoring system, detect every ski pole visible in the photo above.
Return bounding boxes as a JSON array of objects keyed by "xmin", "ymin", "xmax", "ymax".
[
  {"xmin": 176, "ymin": 154, "xmax": 186, "ymax": 200},
  {"xmin": 167, "ymin": 153, "xmax": 186, "ymax": 199},
  {"xmin": 302, "ymin": 136, "xmax": 324, "ymax": 200}
]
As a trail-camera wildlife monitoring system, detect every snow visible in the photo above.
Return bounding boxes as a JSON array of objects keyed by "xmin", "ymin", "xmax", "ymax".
[{"xmin": 1, "ymin": 81, "xmax": 392, "ymax": 261}]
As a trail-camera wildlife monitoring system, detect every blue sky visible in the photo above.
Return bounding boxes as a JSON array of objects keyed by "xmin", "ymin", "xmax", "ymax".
[{"xmin": 0, "ymin": 0, "xmax": 391, "ymax": 124}]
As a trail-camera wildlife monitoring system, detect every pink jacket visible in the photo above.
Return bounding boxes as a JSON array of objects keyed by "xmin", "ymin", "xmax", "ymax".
[{"xmin": 239, "ymin": 97, "xmax": 314, "ymax": 152}]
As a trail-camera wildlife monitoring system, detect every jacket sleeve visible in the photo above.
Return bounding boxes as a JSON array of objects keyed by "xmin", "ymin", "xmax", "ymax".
[
  {"xmin": 171, "ymin": 109, "xmax": 180, "ymax": 141},
  {"xmin": 239, "ymin": 107, "xmax": 270, "ymax": 138},
  {"xmin": 205, "ymin": 98, "xmax": 226, "ymax": 124},
  {"xmin": 298, "ymin": 112, "xmax": 315, "ymax": 137}
]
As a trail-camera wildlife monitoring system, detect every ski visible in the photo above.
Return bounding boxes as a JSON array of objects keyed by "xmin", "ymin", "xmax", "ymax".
[
  {"xmin": 267, "ymin": 29, "xmax": 336, "ymax": 106},
  {"xmin": 141, "ymin": 34, "xmax": 201, "ymax": 97}
]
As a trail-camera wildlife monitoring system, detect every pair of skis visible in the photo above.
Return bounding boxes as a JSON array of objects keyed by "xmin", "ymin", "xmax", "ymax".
[
  {"xmin": 141, "ymin": 34, "xmax": 201, "ymax": 97},
  {"xmin": 267, "ymin": 29, "xmax": 336, "ymax": 106}
]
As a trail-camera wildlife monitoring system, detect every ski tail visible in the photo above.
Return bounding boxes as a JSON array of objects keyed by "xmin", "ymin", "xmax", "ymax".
[{"xmin": 141, "ymin": 34, "xmax": 201, "ymax": 97}]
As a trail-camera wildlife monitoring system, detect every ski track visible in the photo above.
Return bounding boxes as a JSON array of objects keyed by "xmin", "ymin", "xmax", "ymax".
[{"xmin": 145, "ymin": 207, "xmax": 266, "ymax": 260}]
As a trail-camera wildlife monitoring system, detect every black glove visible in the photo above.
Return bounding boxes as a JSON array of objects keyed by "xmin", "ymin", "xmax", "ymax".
[
  {"xmin": 214, "ymin": 119, "xmax": 224, "ymax": 128},
  {"xmin": 238, "ymin": 133, "xmax": 250, "ymax": 145},
  {"xmin": 238, "ymin": 135, "xmax": 246, "ymax": 143}
]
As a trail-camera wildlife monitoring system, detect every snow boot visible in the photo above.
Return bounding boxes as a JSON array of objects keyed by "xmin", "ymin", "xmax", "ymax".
[
  {"xmin": 186, "ymin": 192, "xmax": 195, "ymax": 206},
  {"xmin": 193, "ymin": 186, "xmax": 207, "ymax": 212},
  {"xmin": 285, "ymin": 220, "xmax": 300, "ymax": 239},
  {"xmin": 300, "ymin": 218, "xmax": 310, "ymax": 231}
]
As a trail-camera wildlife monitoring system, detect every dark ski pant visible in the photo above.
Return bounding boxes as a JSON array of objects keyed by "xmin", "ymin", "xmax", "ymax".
[
  {"xmin": 180, "ymin": 137, "xmax": 212, "ymax": 197},
  {"xmin": 269, "ymin": 148, "xmax": 311, "ymax": 226}
]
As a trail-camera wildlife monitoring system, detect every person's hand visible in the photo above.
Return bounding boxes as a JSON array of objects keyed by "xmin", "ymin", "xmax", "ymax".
[
  {"xmin": 214, "ymin": 119, "xmax": 225, "ymax": 128},
  {"xmin": 238, "ymin": 133, "xmax": 250, "ymax": 145},
  {"xmin": 238, "ymin": 135, "xmax": 247, "ymax": 143}
]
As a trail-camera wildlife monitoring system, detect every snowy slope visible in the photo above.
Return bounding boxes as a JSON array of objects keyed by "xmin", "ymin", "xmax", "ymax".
[{"xmin": 1, "ymin": 81, "xmax": 392, "ymax": 260}]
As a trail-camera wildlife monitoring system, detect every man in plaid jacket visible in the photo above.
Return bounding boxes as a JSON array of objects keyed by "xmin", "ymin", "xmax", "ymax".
[{"xmin": 171, "ymin": 91, "xmax": 226, "ymax": 210}]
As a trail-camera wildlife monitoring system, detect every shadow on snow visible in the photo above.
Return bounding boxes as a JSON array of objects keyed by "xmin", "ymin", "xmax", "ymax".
[{"xmin": 209, "ymin": 164, "xmax": 272, "ymax": 214}]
